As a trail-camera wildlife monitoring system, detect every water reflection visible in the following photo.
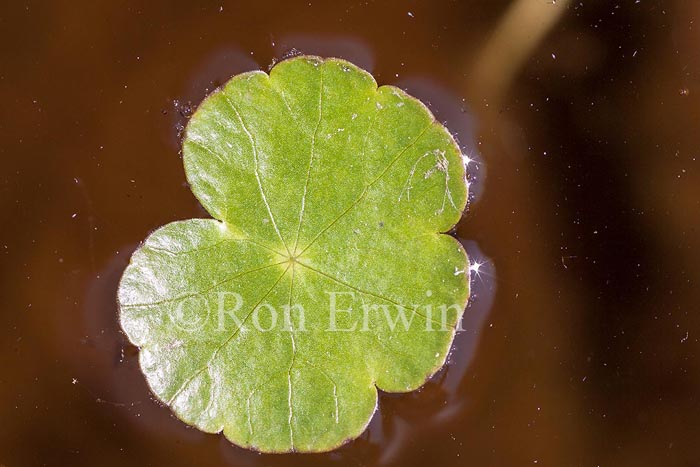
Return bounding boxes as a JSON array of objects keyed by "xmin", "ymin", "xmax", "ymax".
[
  {"xmin": 165, "ymin": 47, "xmax": 259, "ymax": 153},
  {"xmin": 80, "ymin": 244, "xmax": 202, "ymax": 440}
]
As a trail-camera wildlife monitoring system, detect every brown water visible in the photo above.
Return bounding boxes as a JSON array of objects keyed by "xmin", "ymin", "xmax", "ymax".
[{"xmin": 2, "ymin": 1, "xmax": 699, "ymax": 465}]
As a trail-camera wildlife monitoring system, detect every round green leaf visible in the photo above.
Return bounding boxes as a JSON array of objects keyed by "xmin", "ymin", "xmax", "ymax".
[{"xmin": 118, "ymin": 56, "xmax": 470, "ymax": 453}]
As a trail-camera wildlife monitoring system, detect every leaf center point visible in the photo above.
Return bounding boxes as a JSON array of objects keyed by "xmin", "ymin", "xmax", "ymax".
[{"xmin": 283, "ymin": 248, "xmax": 304, "ymax": 268}]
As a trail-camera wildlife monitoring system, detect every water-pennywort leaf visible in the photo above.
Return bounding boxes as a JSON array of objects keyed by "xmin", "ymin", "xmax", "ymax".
[{"xmin": 118, "ymin": 56, "xmax": 470, "ymax": 453}]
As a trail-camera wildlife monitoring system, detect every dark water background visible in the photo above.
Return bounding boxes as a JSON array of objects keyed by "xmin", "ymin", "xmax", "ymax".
[{"xmin": 1, "ymin": 1, "xmax": 699, "ymax": 465}]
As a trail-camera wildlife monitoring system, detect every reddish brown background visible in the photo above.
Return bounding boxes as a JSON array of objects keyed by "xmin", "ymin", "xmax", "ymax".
[{"xmin": 1, "ymin": 1, "xmax": 699, "ymax": 466}]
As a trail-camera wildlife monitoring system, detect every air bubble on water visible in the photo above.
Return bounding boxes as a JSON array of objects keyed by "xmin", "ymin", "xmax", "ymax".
[
  {"xmin": 268, "ymin": 57, "xmax": 278, "ymax": 70},
  {"xmin": 175, "ymin": 122, "xmax": 185, "ymax": 139},
  {"xmin": 173, "ymin": 99, "xmax": 192, "ymax": 118},
  {"xmin": 281, "ymin": 48, "xmax": 303, "ymax": 61}
]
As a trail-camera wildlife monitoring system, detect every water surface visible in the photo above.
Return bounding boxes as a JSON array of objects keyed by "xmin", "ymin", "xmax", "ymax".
[{"xmin": 1, "ymin": 1, "xmax": 699, "ymax": 465}]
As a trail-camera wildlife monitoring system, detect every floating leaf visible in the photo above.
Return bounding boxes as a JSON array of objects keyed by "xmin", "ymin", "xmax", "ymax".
[{"xmin": 118, "ymin": 56, "xmax": 470, "ymax": 452}]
